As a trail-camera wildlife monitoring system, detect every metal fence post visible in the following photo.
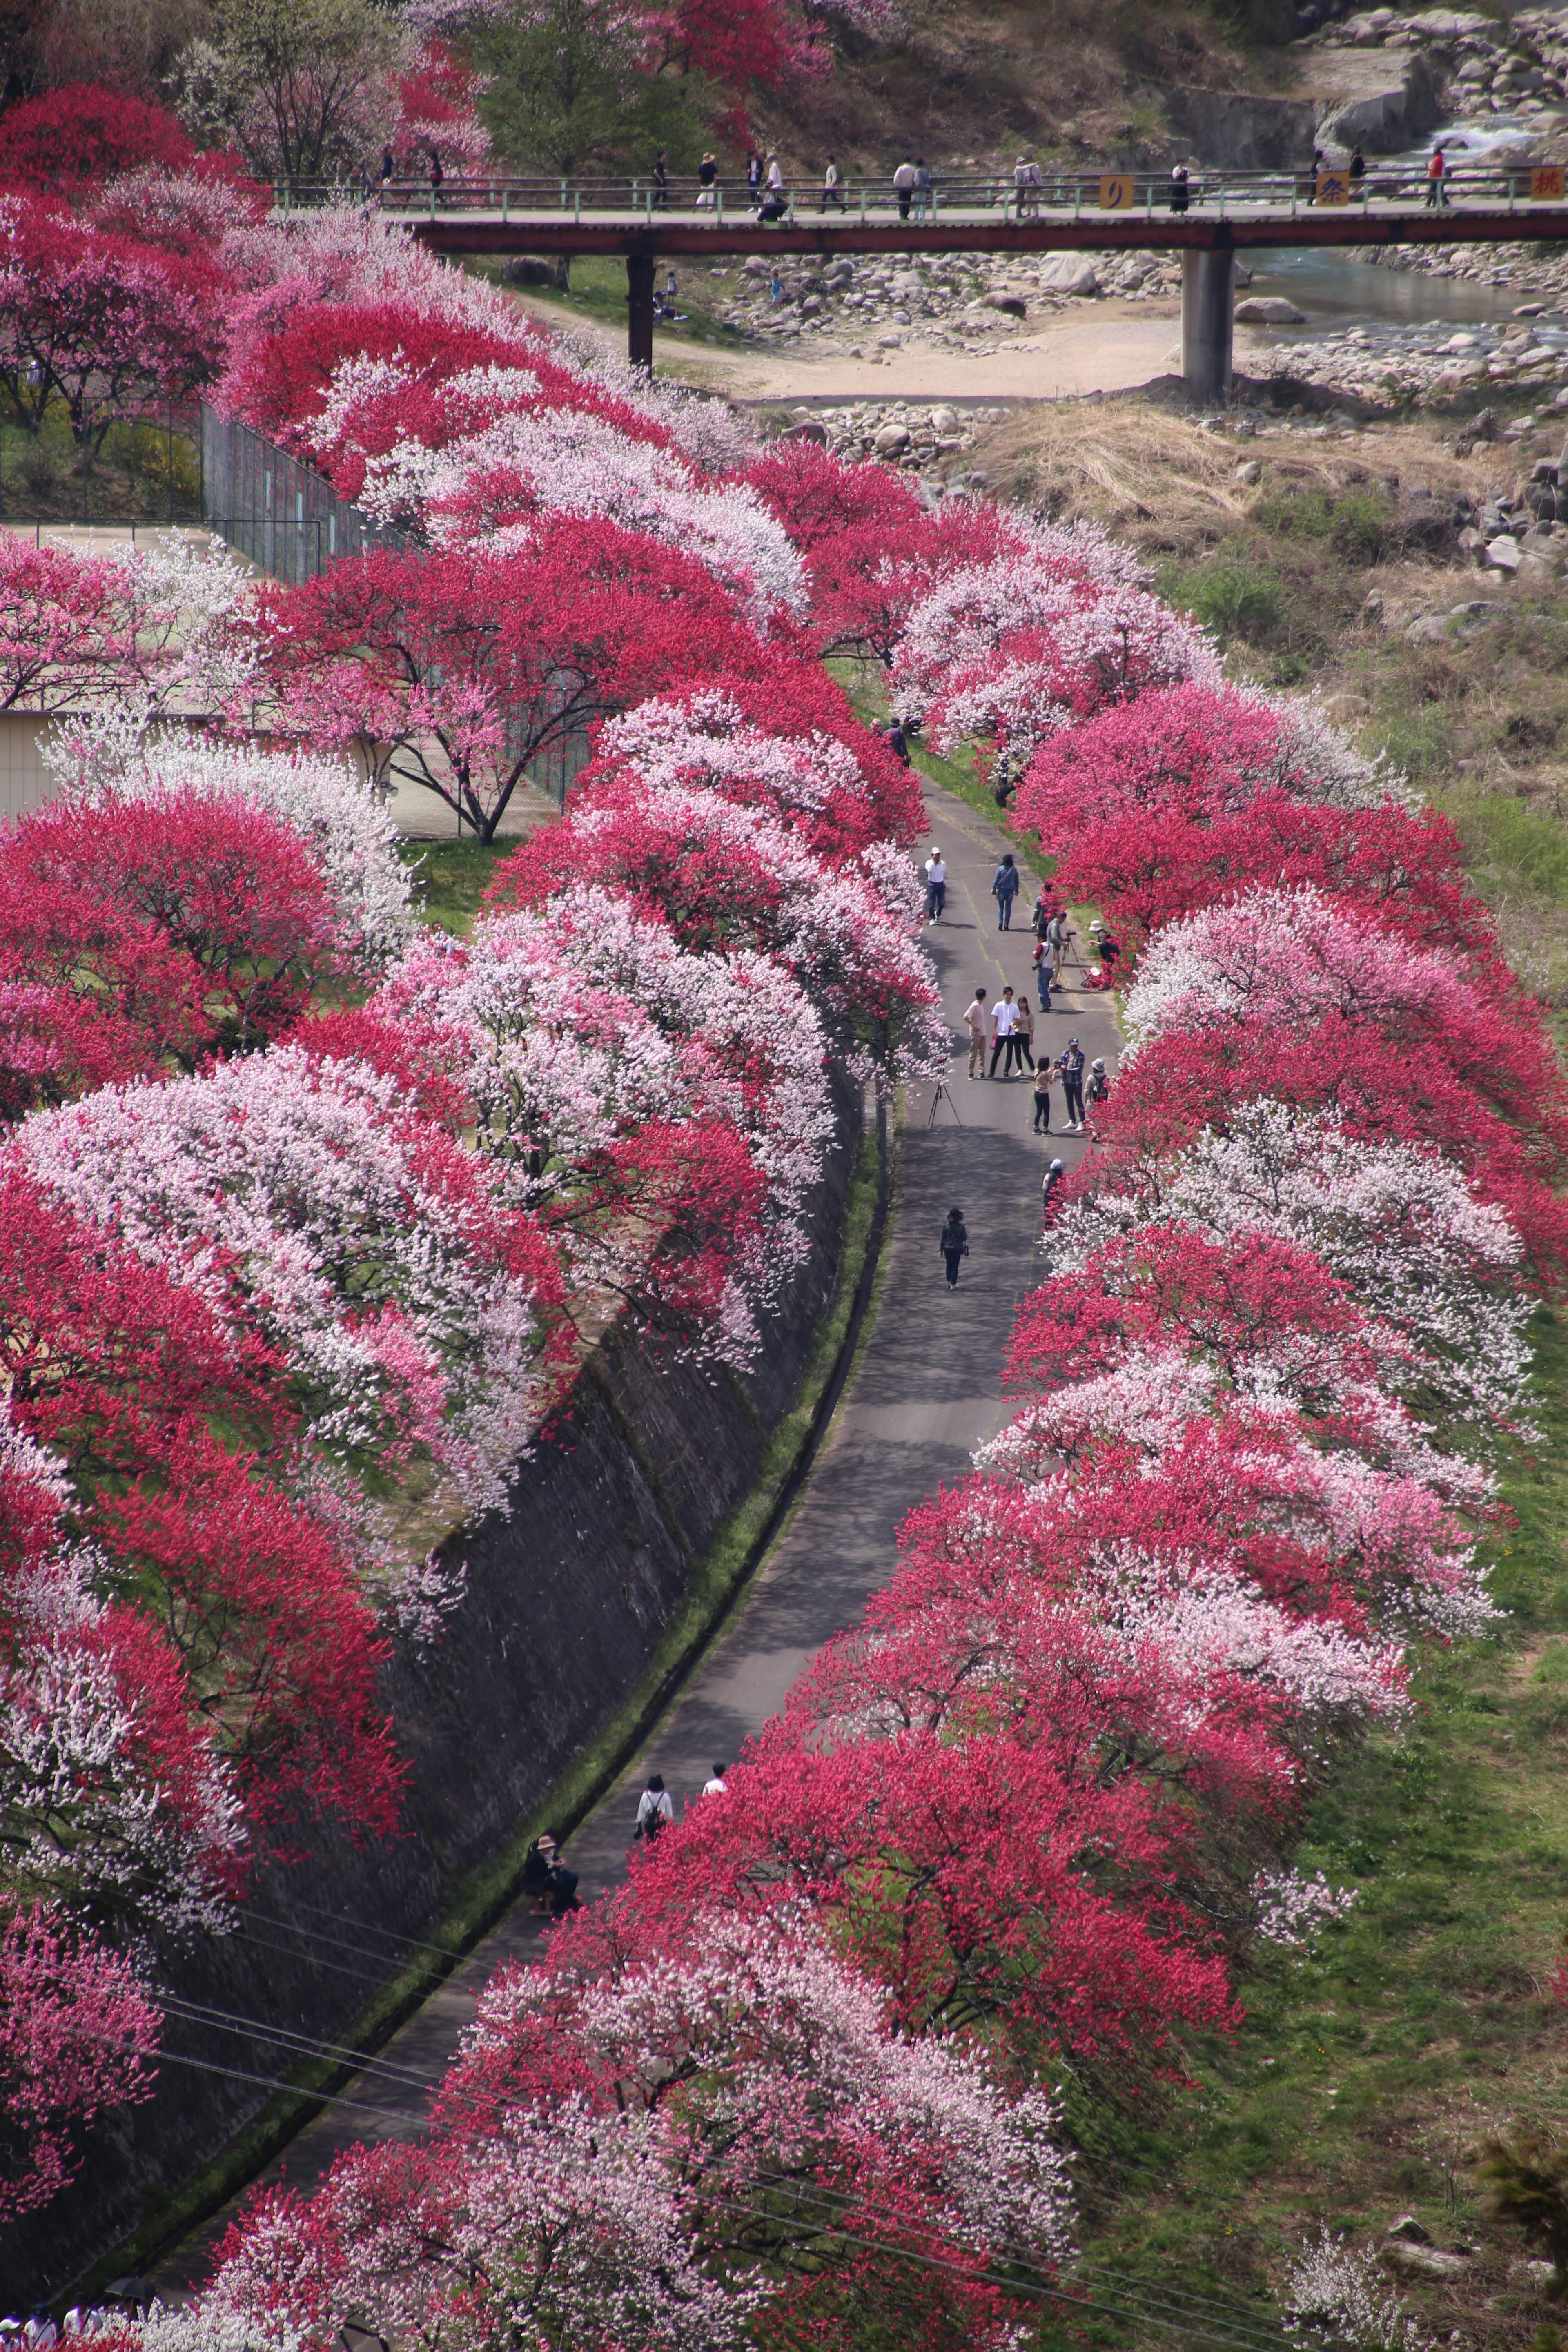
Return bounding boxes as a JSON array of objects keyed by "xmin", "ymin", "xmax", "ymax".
[{"xmin": 574, "ymin": 187, "xmax": 581, "ymax": 223}]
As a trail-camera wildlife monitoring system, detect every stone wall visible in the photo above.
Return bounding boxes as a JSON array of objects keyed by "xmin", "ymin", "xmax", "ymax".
[{"xmin": 4, "ymin": 1071, "xmax": 862, "ymax": 2305}]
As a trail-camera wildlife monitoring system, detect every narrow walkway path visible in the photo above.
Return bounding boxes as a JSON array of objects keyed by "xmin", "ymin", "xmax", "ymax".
[{"xmin": 159, "ymin": 775, "xmax": 1121, "ymax": 2291}]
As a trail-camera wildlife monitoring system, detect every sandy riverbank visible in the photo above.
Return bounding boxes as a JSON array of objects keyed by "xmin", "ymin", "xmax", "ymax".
[{"xmin": 511, "ymin": 288, "xmax": 1272, "ymax": 403}]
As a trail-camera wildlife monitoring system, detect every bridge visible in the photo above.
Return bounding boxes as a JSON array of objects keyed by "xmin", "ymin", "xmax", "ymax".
[{"xmin": 270, "ymin": 164, "xmax": 1568, "ymax": 396}]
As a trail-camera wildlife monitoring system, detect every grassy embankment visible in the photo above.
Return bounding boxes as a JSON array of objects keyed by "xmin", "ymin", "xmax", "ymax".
[{"xmin": 930, "ymin": 398, "xmax": 1568, "ymax": 2349}]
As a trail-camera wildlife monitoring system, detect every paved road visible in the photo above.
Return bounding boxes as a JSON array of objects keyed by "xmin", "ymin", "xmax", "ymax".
[{"xmin": 160, "ymin": 773, "xmax": 1121, "ymax": 2292}]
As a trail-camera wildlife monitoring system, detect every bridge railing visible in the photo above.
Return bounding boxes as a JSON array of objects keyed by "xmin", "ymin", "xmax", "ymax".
[{"xmin": 271, "ymin": 163, "xmax": 1568, "ymax": 225}]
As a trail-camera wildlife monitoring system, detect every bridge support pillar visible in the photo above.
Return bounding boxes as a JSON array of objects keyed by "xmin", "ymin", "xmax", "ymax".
[
  {"xmin": 627, "ymin": 255, "xmax": 655, "ymax": 371},
  {"xmin": 1181, "ymin": 249, "xmax": 1233, "ymax": 401}
]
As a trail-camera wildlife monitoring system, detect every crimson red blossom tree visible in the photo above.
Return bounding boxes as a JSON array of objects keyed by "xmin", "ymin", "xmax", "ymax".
[
  {"xmin": 0, "ymin": 197, "xmax": 226, "ymax": 450},
  {"xmin": 256, "ymin": 522, "xmax": 777, "ymax": 840},
  {"xmin": 0, "ymin": 1898, "xmax": 158, "ymax": 2224}
]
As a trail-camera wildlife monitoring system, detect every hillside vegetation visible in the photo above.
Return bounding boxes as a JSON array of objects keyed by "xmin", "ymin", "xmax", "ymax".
[{"xmin": 748, "ymin": 0, "xmax": 1296, "ymax": 177}]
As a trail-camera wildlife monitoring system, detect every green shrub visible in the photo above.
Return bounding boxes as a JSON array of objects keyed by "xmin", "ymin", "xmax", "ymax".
[
  {"xmin": 1441, "ymin": 794, "xmax": 1568, "ymax": 902},
  {"xmin": 1181, "ymin": 559, "xmax": 1282, "ymax": 644}
]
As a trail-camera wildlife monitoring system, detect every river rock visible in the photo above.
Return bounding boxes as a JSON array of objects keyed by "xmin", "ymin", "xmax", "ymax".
[
  {"xmin": 1038, "ymin": 255, "xmax": 1100, "ymax": 296},
  {"xmin": 1385, "ymin": 2217, "xmax": 1431, "ymax": 2245},
  {"xmin": 1486, "ymin": 533, "xmax": 1523, "ymax": 569},
  {"xmin": 875, "ymin": 331, "xmax": 902, "ymax": 349},
  {"xmin": 1317, "ymin": 51, "xmax": 1442, "ymax": 154},
  {"xmin": 1236, "ymin": 459, "xmax": 1263, "ymax": 483},
  {"xmin": 985, "ymin": 291, "xmax": 1027, "ymax": 316},
  {"xmin": 1380, "ymin": 2244, "xmax": 1470, "ymax": 2283},
  {"xmin": 1236, "ymin": 296, "xmax": 1308, "ymax": 324},
  {"xmin": 1518, "ymin": 551, "xmax": 1559, "ymax": 589},
  {"xmin": 873, "ymin": 423, "xmax": 911, "ymax": 452}
]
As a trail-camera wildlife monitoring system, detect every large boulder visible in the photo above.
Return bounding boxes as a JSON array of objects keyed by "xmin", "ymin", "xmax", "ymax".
[
  {"xmin": 1136, "ymin": 81, "xmax": 1317, "ymax": 169},
  {"xmin": 1318, "ymin": 52, "xmax": 1442, "ymax": 154},
  {"xmin": 1236, "ymin": 296, "xmax": 1308, "ymax": 324},
  {"xmin": 1038, "ymin": 254, "xmax": 1100, "ymax": 296}
]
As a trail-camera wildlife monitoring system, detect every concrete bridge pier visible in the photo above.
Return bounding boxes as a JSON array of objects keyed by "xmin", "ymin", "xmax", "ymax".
[
  {"xmin": 1181, "ymin": 248, "xmax": 1234, "ymax": 401},
  {"xmin": 627, "ymin": 254, "xmax": 655, "ymax": 369}
]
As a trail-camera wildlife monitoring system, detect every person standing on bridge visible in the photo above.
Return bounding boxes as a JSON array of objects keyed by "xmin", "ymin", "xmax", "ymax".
[
  {"xmin": 992, "ymin": 851, "xmax": 1020, "ymax": 931},
  {"xmin": 822, "ymin": 154, "xmax": 846, "ymax": 211},
  {"xmin": 653, "ymin": 149, "xmax": 670, "ymax": 208},
  {"xmin": 1426, "ymin": 145, "xmax": 1448, "ymax": 208},
  {"xmin": 1170, "ymin": 158, "xmax": 1189, "ymax": 215},
  {"xmin": 914, "ymin": 157, "xmax": 933, "ymax": 219},
  {"xmin": 1349, "ymin": 146, "xmax": 1366, "ymax": 187},
  {"xmin": 747, "ymin": 151, "xmax": 762, "ymax": 198},
  {"xmin": 965, "ymin": 985, "xmax": 988, "ymax": 1078},
  {"xmin": 893, "ymin": 155, "xmax": 918, "ymax": 220},
  {"xmin": 697, "ymin": 152, "xmax": 717, "ymax": 209},
  {"xmin": 939, "ymin": 1205, "xmax": 969, "ymax": 1289},
  {"xmin": 1014, "ymin": 155, "xmax": 1041, "ymax": 219}
]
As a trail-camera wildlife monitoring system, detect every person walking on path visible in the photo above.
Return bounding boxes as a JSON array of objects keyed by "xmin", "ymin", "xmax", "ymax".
[
  {"xmin": 939, "ymin": 1205, "xmax": 969, "ymax": 1289},
  {"xmin": 923, "ymin": 845, "xmax": 947, "ymax": 922},
  {"xmin": 634, "ymin": 1773, "xmax": 674, "ymax": 1843},
  {"xmin": 1425, "ymin": 145, "xmax": 1448, "ymax": 207},
  {"xmin": 1047, "ymin": 907, "xmax": 1070, "ymax": 979},
  {"xmin": 1058, "ymin": 1036, "xmax": 1086, "ymax": 1131},
  {"xmin": 964, "ymin": 985, "xmax": 988, "ymax": 1078},
  {"xmin": 1015, "ymin": 992, "xmax": 1037, "ymax": 1071},
  {"xmin": 989, "ymin": 986, "xmax": 1019, "ymax": 1077},
  {"xmin": 992, "ymin": 852, "xmax": 1020, "ymax": 931},
  {"xmin": 821, "ymin": 154, "xmax": 845, "ymax": 211},
  {"xmin": 893, "ymin": 155, "xmax": 918, "ymax": 220},
  {"xmin": 1032, "ymin": 1060, "xmax": 1052, "ymax": 1134}
]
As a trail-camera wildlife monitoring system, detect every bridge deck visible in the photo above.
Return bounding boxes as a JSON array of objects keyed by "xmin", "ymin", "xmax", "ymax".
[{"xmin": 395, "ymin": 202, "xmax": 1568, "ymax": 260}]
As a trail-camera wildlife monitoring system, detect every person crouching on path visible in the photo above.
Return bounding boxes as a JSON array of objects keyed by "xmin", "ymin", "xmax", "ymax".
[
  {"xmin": 965, "ymin": 985, "xmax": 988, "ymax": 1078},
  {"xmin": 989, "ymin": 985, "xmax": 1019, "ymax": 1077},
  {"xmin": 1041, "ymin": 1158, "xmax": 1066, "ymax": 1220},
  {"xmin": 940, "ymin": 1205, "xmax": 969, "ymax": 1288},
  {"xmin": 992, "ymin": 852, "xmax": 1020, "ymax": 931}
]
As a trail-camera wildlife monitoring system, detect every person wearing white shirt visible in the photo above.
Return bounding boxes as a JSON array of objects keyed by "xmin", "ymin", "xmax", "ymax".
[
  {"xmin": 923, "ymin": 847, "xmax": 947, "ymax": 922},
  {"xmin": 989, "ymin": 986, "xmax": 1019, "ymax": 1078},
  {"xmin": 893, "ymin": 156, "xmax": 918, "ymax": 219},
  {"xmin": 703, "ymin": 1763, "xmax": 728, "ymax": 1795}
]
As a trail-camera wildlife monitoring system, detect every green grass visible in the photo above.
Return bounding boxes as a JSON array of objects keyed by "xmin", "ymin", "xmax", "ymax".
[
  {"xmin": 398, "ymin": 837, "xmax": 516, "ymax": 936},
  {"xmin": 1029, "ymin": 1309, "xmax": 1568, "ymax": 2351}
]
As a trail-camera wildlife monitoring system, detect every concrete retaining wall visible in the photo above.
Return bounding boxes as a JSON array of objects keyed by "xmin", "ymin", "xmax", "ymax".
[{"xmin": 2, "ymin": 1069, "xmax": 861, "ymax": 2304}]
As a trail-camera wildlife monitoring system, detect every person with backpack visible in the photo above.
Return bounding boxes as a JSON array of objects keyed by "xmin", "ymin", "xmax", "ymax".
[
  {"xmin": 1086, "ymin": 1056, "xmax": 1110, "ymax": 1110},
  {"xmin": 1058, "ymin": 1036, "xmax": 1086, "ymax": 1132},
  {"xmin": 992, "ymin": 852, "xmax": 1020, "ymax": 932},
  {"xmin": 1042, "ymin": 1158, "xmax": 1066, "ymax": 1218},
  {"xmin": 939, "ymin": 1205, "xmax": 969, "ymax": 1289},
  {"xmin": 634, "ymin": 1772, "xmax": 674, "ymax": 1843}
]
